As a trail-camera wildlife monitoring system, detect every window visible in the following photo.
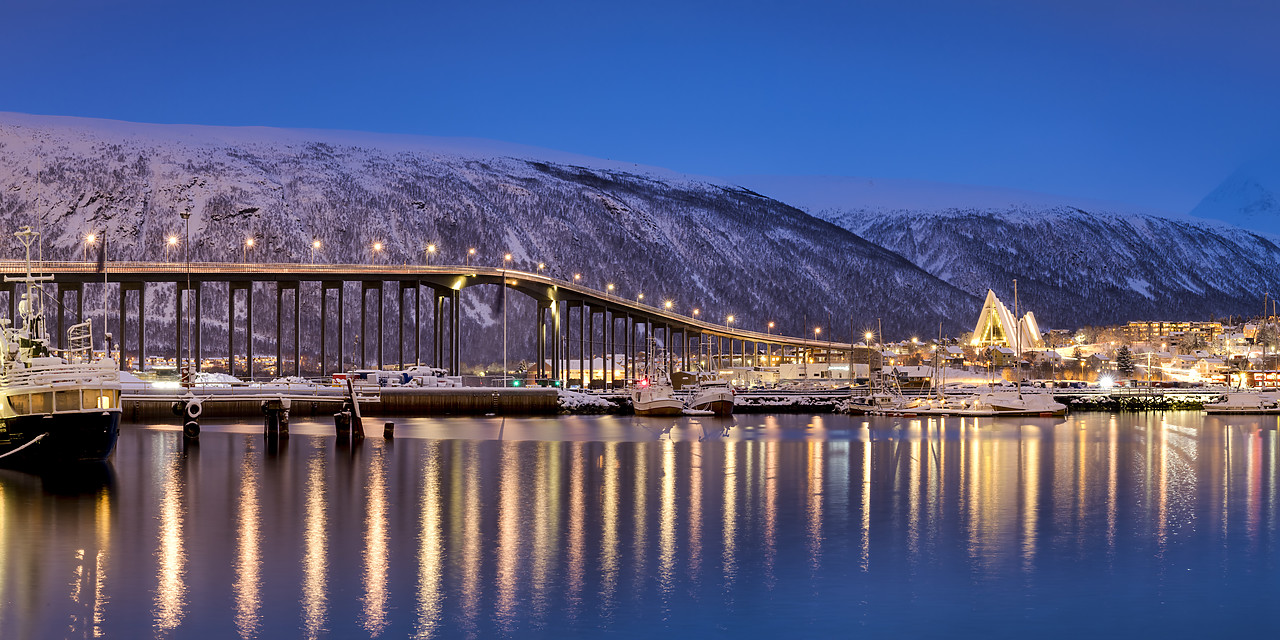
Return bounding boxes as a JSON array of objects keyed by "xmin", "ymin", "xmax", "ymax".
[
  {"xmin": 56, "ymin": 391, "xmax": 79, "ymax": 412},
  {"xmin": 9, "ymin": 394, "xmax": 28, "ymax": 414},
  {"xmin": 31, "ymin": 393, "xmax": 52, "ymax": 413}
]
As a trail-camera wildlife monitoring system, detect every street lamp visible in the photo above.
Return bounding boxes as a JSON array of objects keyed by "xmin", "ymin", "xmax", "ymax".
[
  {"xmin": 466, "ymin": 247, "xmax": 476, "ymax": 266},
  {"xmin": 637, "ymin": 292, "xmax": 644, "ymax": 301},
  {"xmin": 372, "ymin": 241, "xmax": 383, "ymax": 264},
  {"xmin": 693, "ymin": 308, "xmax": 700, "ymax": 317},
  {"xmin": 726, "ymin": 314, "xmax": 735, "ymax": 326},
  {"xmin": 311, "ymin": 239, "xmax": 321, "ymax": 263},
  {"xmin": 425, "ymin": 243, "xmax": 436, "ymax": 265},
  {"xmin": 664, "ymin": 300, "xmax": 673, "ymax": 310},
  {"xmin": 767, "ymin": 321, "xmax": 774, "ymax": 335},
  {"xmin": 573, "ymin": 273, "xmax": 581, "ymax": 283},
  {"xmin": 607, "ymin": 283, "xmax": 615, "ymax": 294},
  {"xmin": 83, "ymin": 233, "xmax": 96, "ymax": 261},
  {"xmin": 180, "ymin": 209, "xmax": 193, "ymax": 381},
  {"xmin": 537, "ymin": 263, "xmax": 545, "ymax": 273}
]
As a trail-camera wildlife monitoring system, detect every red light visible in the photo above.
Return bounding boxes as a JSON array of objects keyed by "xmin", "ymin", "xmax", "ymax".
[{"xmin": 639, "ymin": 378, "xmax": 649, "ymax": 387}]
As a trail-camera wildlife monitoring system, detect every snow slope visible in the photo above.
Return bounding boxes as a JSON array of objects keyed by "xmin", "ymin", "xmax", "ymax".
[{"xmin": 0, "ymin": 112, "xmax": 975, "ymax": 361}]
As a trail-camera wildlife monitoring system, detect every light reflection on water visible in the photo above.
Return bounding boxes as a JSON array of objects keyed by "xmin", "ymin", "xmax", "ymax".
[{"xmin": 0, "ymin": 411, "xmax": 1278, "ymax": 638}]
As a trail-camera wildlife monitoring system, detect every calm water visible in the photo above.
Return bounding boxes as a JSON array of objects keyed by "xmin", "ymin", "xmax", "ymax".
[{"xmin": 2, "ymin": 411, "xmax": 1278, "ymax": 639}]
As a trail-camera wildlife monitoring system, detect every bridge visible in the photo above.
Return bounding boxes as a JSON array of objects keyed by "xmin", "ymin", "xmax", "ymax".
[{"xmin": 0, "ymin": 261, "xmax": 855, "ymax": 384}]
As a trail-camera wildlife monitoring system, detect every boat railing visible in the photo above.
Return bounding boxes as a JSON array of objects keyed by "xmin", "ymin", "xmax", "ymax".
[{"xmin": 1, "ymin": 360, "xmax": 119, "ymax": 388}]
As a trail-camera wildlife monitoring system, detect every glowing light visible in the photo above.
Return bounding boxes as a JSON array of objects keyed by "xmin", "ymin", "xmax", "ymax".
[
  {"xmin": 504, "ymin": 253, "xmax": 512, "ymax": 262},
  {"xmin": 245, "ymin": 238, "xmax": 255, "ymax": 248},
  {"xmin": 865, "ymin": 331, "xmax": 874, "ymax": 342},
  {"xmin": 726, "ymin": 315, "xmax": 735, "ymax": 324},
  {"xmin": 573, "ymin": 273, "xmax": 581, "ymax": 281},
  {"xmin": 664, "ymin": 300, "xmax": 673, "ymax": 310},
  {"xmin": 607, "ymin": 283, "xmax": 615, "ymax": 292},
  {"xmin": 166, "ymin": 236, "xmax": 178, "ymax": 246},
  {"xmin": 1099, "ymin": 375, "xmax": 1115, "ymax": 389},
  {"xmin": 312, "ymin": 240, "xmax": 321, "ymax": 250},
  {"xmin": 426, "ymin": 244, "xmax": 436, "ymax": 253},
  {"xmin": 373, "ymin": 242, "xmax": 383, "ymax": 252},
  {"xmin": 85, "ymin": 233, "xmax": 96, "ymax": 244}
]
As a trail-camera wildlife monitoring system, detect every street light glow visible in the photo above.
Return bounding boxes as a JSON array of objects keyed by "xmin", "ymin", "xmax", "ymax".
[
  {"xmin": 166, "ymin": 235, "xmax": 178, "ymax": 246},
  {"xmin": 312, "ymin": 240, "xmax": 321, "ymax": 249},
  {"xmin": 664, "ymin": 300, "xmax": 673, "ymax": 309},
  {"xmin": 373, "ymin": 241, "xmax": 383, "ymax": 252},
  {"xmin": 426, "ymin": 244, "xmax": 436, "ymax": 253},
  {"xmin": 693, "ymin": 308, "xmax": 700, "ymax": 316},
  {"xmin": 573, "ymin": 273, "xmax": 581, "ymax": 281},
  {"xmin": 865, "ymin": 331, "xmax": 874, "ymax": 342},
  {"xmin": 726, "ymin": 315, "xmax": 735, "ymax": 324},
  {"xmin": 245, "ymin": 237, "xmax": 255, "ymax": 248},
  {"xmin": 468, "ymin": 247, "xmax": 476, "ymax": 255},
  {"xmin": 85, "ymin": 233, "xmax": 96, "ymax": 244}
]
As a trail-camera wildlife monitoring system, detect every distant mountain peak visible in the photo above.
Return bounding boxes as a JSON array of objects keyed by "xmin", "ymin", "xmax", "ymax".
[{"xmin": 1189, "ymin": 157, "xmax": 1280, "ymax": 236}]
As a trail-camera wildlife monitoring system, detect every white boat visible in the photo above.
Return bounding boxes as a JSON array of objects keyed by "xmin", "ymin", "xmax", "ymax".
[
  {"xmin": 1204, "ymin": 391, "xmax": 1280, "ymax": 414},
  {"xmin": 1, "ymin": 227, "xmax": 121, "ymax": 468},
  {"xmin": 630, "ymin": 378, "xmax": 685, "ymax": 416},
  {"xmin": 686, "ymin": 378, "xmax": 735, "ymax": 415}
]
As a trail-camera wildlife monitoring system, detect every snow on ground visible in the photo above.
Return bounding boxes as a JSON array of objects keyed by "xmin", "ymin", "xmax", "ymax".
[{"xmin": 557, "ymin": 389, "xmax": 613, "ymax": 413}]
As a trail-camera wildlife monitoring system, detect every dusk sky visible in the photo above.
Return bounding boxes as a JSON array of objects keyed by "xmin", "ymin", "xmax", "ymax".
[{"xmin": 5, "ymin": 0, "xmax": 1278, "ymax": 211}]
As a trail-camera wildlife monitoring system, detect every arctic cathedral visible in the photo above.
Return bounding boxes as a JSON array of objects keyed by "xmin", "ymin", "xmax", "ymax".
[{"xmin": 971, "ymin": 289, "xmax": 1044, "ymax": 349}]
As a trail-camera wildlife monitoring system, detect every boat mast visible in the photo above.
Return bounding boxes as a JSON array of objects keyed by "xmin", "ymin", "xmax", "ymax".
[{"xmin": 1014, "ymin": 279, "xmax": 1022, "ymax": 397}]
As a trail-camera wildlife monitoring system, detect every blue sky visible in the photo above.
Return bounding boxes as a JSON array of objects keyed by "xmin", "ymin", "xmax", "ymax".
[{"xmin": 4, "ymin": 0, "xmax": 1278, "ymax": 211}]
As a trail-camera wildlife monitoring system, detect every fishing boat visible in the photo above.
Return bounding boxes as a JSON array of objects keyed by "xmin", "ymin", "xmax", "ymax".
[
  {"xmin": 630, "ymin": 376, "xmax": 685, "ymax": 416},
  {"xmin": 0, "ymin": 227, "xmax": 121, "ymax": 468},
  {"xmin": 629, "ymin": 339, "xmax": 685, "ymax": 416},
  {"xmin": 686, "ymin": 376, "xmax": 735, "ymax": 415}
]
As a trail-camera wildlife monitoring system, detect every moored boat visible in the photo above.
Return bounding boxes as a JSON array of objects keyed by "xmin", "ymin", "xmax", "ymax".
[
  {"xmin": 0, "ymin": 227, "xmax": 121, "ymax": 469},
  {"xmin": 1203, "ymin": 391, "xmax": 1280, "ymax": 414}
]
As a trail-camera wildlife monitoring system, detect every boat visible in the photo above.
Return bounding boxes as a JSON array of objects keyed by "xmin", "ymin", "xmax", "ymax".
[
  {"xmin": 630, "ymin": 339, "xmax": 686, "ymax": 417},
  {"xmin": 1204, "ymin": 391, "xmax": 1280, "ymax": 414},
  {"xmin": 630, "ymin": 377, "xmax": 685, "ymax": 416},
  {"xmin": 686, "ymin": 376, "xmax": 735, "ymax": 415},
  {"xmin": 0, "ymin": 227, "xmax": 122, "ymax": 468}
]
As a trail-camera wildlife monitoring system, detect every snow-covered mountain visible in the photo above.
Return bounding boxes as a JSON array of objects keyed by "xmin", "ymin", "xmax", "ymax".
[
  {"xmin": 738, "ymin": 175, "xmax": 1280, "ymax": 329},
  {"xmin": 1188, "ymin": 156, "xmax": 1280, "ymax": 237},
  {"xmin": 0, "ymin": 113, "xmax": 975, "ymax": 362}
]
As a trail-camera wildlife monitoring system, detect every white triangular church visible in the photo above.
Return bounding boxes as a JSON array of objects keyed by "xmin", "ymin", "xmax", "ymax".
[{"xmin": 971, "ymin": 289, "xmax": 1043, "ymax": 349}]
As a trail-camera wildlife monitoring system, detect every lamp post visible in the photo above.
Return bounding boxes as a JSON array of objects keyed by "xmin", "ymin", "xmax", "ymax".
[
  {"xmin": 372, "ymin": 241, "xmax": 383, "ymax": 264},
  {"xmin": 311, "ymin": 239, "xmax": 321, "ymax": 263},
  {"xmin": 181, "ymin": 211, "xmax": 192, "ymax": 381},
  {"xmin": 466, "ymin": 247, "xmax": 475, "ymax": 267},
  {"xmin": 537, "ymin": 263, "xmax": 545, "ymax": 273},
  {"xmin": 243, "ymin": 237, "xmax": 254, "ymax": 263},
  {"xmin": 607, "ymin": 283, "xmax": 615, "ymax": 295},
  {"xmin": 425, "ymin": 243, "xmax": 436, "ymax": 266},
  {"xmin": 83, "ymin": 233, "xmax": 96, "ymax": 262}
]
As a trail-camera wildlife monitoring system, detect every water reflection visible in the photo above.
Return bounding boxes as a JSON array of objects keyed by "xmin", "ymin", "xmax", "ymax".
[{"xmin": 1, "ymin": 412, "xmax": 1278, "ymax": 638}]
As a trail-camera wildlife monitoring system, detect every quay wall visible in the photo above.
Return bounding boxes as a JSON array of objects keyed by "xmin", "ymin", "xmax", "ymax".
[{"xmin": 122, "ymin": 387, "xmax": 559, "ymax": 420}]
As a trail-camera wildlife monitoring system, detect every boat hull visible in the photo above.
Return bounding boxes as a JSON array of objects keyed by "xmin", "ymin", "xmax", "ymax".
[
  {"xmin": 690, "ymin": 398, "xmax": 734, "ymax": 416},
  {"xmin": 0, "ymin": 410, "xmax": 121, "ymax": 469},
  {"xmin": 634, "ymin": 400, "xmax": 686, "ymax": 417}
]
